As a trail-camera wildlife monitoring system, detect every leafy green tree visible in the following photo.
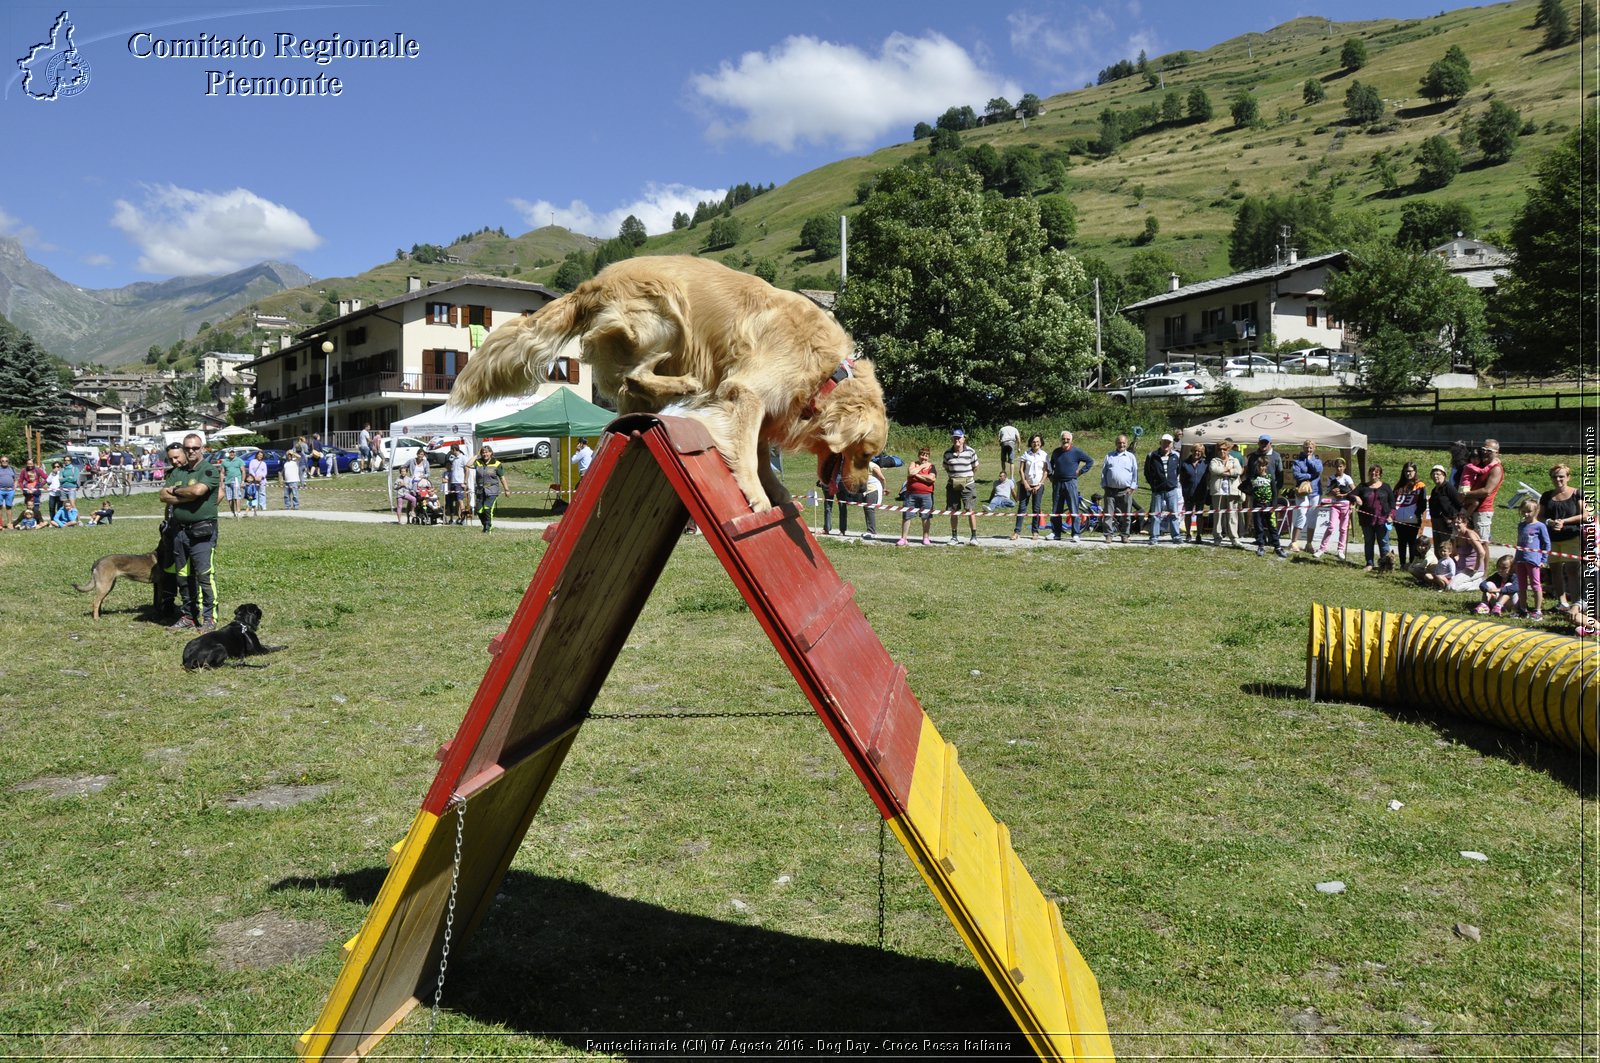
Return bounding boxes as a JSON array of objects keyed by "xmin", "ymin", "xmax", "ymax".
[
  {"xmin": 702, "ymin": 215, "xmax": 742, "ymax": 251},
  {"xmin": 227, "ymin": 390, "xmax": 249, "ymax": 425},
  {"xmin": 0, "ymin": 317, "xmax": 70, "ymax": 446},
  {"xmin": 1228, "ymin": 193, "xmax": 1346, "ymax": 270},
  {"xmin": 1229, "ymin": 93, "xmax": 1260, "ymax": 129},
  {"xmin": 984, "ymin": 97, "xmax": 1013, "ymax": 121},
  {"xmin": 1161, "ymin": 91, "xmax": 1184, "ymax": 123},
  {"xmin": 1373, "ymin": 152, "xmax": 1401, "ymax": 191},
  {"xmin": 962, "ymin": 143, "xmax": 1004, "ymax": 189},
  {"xmin": 618, "ymin": 215, "xmax": 648, "ymax": 247},
  {"xmin": 1186, "ymin": 87, "xmax": 1213, "ymax": 122},
  {"xmin": 1326, "ymin": 243, "xmax": 1490, "ymax": 395},
  {"xmin": 928, "ymin": 126, "xmax": 962, "ymax": 155},
  {"xmin": 936, "ymin": 105, "xmax": 979, "ymax": 131},
  {"xmin": 1135, "ymin": 214, "xmax": 1161, "ymax": 245},
  {"xmin": 1583, "ymin": 0, "xmax": 1598, "ymax": 36},
  {"xmin": 672, "ymin": 211, "xmax": 690, "ymax": 230},
  {"xmin": 834, "ymin": 166, "xmax": 1096, "ymax": 425},
  {"xmin": 912, "ymin": 120, "xmax": 934, "ymax": 140},
  {"xmin": 1538, "ymin": 0, "xmax": 1574, "ymax": 46},
  {"xmin": 591, "ymin": 236, "xmax": 634, "ymax": 273},
  {"xmin": 1303, "ymin": 78, "xmax": 1327, "ymax": 104},
  {"xmin": 1394, "ymin": 200, "xmax": 1476, "ymax": 250},
  {"xmin": 1340, "ymin": 38, "xmax": 1368, "ymax": 71},
  {"xmin": 1018, "ymin": 93, "xmax": 1043, "ymax": 118},
  {"xmin": 1097, "ymin": 108, "xmax": 1123, "ymax": 154},
  {"xmin": 999, "ymin": 145, "xmax": 1044, "ymax": 197},
  {"xmin": 1121, "ymin": 248, "xmax": 1180, "ymax": 301},
  {"xmin": 1476, "ymin": 99, "xmax": 1522, "ymax": 163},
  {"xmin": 1416, "ymin": 135, "xmax": 1462, "ymax": 189},
  {"xmin": 1488, "ymin": 110, "xmax": 1597, "ymax": 375},
  {"xmin": 99, "ymin": 388, "xmax": 121, "ymax": 408},
  {"xmin": 799, "ymin": 213, "xmax": 841, "ymax": 261},
  {"xmin": 1419, "ymin": 48, "xmax": 1471, "ymax": 103},
  {"xmin": 1037, "ymin": 196, "xmax": 1077, "ymax": 249},
  {"xmin": 752, "ymin": 258, "xmax": 778, "ymax": 285},
  {"xmin": 1345, "ymin": 81, "xmax": 1384, "ymax": 125},
  {"xmin": 551, "ymin": 253, "xmax": 591, "ymax": 292}
]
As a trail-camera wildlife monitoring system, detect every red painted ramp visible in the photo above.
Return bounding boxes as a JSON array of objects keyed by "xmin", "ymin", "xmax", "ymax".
[{"xmin": 299, "ymin": 414, "xmax": 1112, "ymax": 1062}]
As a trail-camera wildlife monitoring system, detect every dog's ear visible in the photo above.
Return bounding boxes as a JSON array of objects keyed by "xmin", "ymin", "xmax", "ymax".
[{"xmin": 817, "ymin": 377, "xmax": 888, "ymax": 455}]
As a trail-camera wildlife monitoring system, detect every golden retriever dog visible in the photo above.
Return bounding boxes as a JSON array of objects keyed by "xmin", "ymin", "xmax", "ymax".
[{"xmin": 450, "ymin": 256, "xmax": 887, "ymax": 513}]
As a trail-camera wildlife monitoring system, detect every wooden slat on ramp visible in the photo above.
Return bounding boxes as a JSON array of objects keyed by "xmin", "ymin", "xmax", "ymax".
[{"xmin": 299, "ymin": 414, "xmax": 1112, "ymax": 1062}]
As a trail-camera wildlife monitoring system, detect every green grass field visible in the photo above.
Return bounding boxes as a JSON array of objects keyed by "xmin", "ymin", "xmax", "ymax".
[{"xmin": 0, "ymin": 435, "xmax": 1590, "ymax": 1060}]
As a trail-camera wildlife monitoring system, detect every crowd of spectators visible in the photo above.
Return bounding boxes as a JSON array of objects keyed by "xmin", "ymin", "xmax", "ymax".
[{"xmin": 819, "ymin": 430, "xmax": 1593, "ymax": 632}]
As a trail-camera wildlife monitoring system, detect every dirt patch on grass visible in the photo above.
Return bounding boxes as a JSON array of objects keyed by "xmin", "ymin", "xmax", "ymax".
[
  {"xmin": 223, "ymin": 783, "xmax": 332, "ymax": 810},
  {"xmin": 211, "ymin": 911, "xmax": 334, "ymax": 971},
  {"xmin": 13, "ymin": 774, "xmax": 113, "ymax": 797}
]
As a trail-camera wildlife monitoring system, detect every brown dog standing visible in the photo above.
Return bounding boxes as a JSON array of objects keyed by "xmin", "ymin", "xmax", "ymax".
[{"xmin": 75, "ymin": 550, "xmax": 160, "ymax": 619}]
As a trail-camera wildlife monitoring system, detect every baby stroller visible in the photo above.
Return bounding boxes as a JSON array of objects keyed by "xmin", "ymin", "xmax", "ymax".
[{"xmin": 413, "ymin": 482, "xmax": 444, "ymax": 525}]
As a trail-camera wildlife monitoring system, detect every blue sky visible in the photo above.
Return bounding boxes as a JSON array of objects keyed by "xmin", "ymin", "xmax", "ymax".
[{"xmin": 2, "ymin": 0, "xmax": 1478, "ymax": 288}]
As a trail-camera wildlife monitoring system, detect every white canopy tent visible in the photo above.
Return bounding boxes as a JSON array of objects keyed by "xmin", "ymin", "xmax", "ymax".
[
  {"xmin": 390, "ymin": 395, "xmax": 545, "ymax": 445},
  {"xmin": 1182, "ymin": 397, "xmax": 1369, "ymax": 476}
]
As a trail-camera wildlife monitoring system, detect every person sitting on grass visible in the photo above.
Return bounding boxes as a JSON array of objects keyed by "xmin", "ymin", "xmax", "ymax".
[
  {"xmin": 985, "ymin": 470, "xmax": 1017, "ymax": 512},
  {"xmin": 1420, "ymin": 539, "xmax": 1458, "ymax": 591},
  {"xmin": 87, "ymin": 503, "xmax": 115, "ymax": 525},
  {"xmin": 14, "ymin": 507, "xmax": 39, "ymax": 530},
  {"xmin": 49, "ymin": 502, "xmax": 79, "ymax": 528},
  {"xmin": 1474, "ymin": 555, "xmax": 1518, "ymax": 615}
]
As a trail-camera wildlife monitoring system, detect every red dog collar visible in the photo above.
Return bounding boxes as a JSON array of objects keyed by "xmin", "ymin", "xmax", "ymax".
[{"xmin": 802, "ymin": 358, "xmax": 855, "ymax": 420}]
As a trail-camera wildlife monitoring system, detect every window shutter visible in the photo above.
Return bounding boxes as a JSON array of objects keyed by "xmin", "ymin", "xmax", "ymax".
[
  {"xmin": 426, "ymin": 305, "xmax": 436, "ymax": 325},
  {"xmin": 449, "ymin": 305, "xmax": 461, "ymax": 327},
  {"xmin": 568, "ymin": 358, "xmax": 579, "ymax": 384},
  {"xmin": 483, "ymin": 307, "xmax": 492, "ymax": 328}
]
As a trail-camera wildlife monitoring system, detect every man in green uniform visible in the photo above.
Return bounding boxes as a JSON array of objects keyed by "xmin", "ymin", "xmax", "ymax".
[{"xmin": 160, "ymin": 433, "xmax": 222, "ymax": 631}]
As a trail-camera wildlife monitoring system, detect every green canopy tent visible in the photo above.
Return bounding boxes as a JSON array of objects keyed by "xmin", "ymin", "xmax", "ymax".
[{"xmin": 474, "ymin": 386, "xmax": 615, "ymax": 507}]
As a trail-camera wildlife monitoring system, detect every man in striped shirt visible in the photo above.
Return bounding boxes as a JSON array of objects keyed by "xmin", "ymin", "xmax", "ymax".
[{"xmin": 943, "ymin": 428, "xmax": 981, "ymax": 544}]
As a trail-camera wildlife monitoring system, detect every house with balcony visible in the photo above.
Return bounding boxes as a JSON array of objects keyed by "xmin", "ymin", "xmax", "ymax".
[
  {"xmin": 242, "ymin": 275, "xmax": 584, "ymax": 444},
  {"xmin": 1123, "ymin": 250, "xmax": 1351, "ymax": 366}
]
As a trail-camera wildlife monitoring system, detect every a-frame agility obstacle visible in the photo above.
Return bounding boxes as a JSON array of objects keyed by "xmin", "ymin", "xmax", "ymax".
[{"xmin": 298, "ymin": 414, "xmax": 1113, "ymax": 1062}]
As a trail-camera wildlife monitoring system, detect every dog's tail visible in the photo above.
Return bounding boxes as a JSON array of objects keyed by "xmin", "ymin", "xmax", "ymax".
[
  {"xmin": 73, "ymin": 566, "xmax": 98, "ymax": 594},
  {"xmin": 451, "ymin": 293, "xmax": 588, "ymax": 407}
]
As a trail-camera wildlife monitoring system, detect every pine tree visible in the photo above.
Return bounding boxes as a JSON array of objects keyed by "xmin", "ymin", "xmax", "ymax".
[{"xmin": 0, "ymin": 317, "xmax": 71, "ymax": 445}]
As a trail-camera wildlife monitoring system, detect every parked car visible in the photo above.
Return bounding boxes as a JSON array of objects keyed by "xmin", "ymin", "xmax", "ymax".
[
  {"xmin": 1222, "ymin": 355, "xmax": 1285, "ymax": 377},
  {"xmin": 1106, "ymin": 375, "xmax": 1208, "ymax": 403},
  {"xmin": 1140, "ymin": 361, "xmax": 1215, "ymax": 383},
  {"xmin": 381, "ymin": 436, "xmax": 433, "ymax": 469},
  {"xmin": 321, "ymin": 446, "xmax": 363, "ymax": 474},
  {"xmin": 1280, "ymin": 352, "xmax": 1332, "ymax": 373}
]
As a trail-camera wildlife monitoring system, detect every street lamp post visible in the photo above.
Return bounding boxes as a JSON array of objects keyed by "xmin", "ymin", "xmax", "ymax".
[{"xmin": 321, "ymin": 339, "xmax": 334, "ymax": 448}]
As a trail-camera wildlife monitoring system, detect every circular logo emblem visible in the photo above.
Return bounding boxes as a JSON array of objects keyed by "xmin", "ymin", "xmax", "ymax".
[{"xmin": 45, "ymin": 50, "xmax": 91, "ymax": 98}]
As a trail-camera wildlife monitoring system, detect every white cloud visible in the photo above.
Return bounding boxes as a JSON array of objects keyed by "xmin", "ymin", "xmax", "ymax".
[
  {"xmin": 689, "ymin": 33, "xmax": 1019, "ymax": 151},
  {"xmin": 0, "ymin": 206, "xmax": 43, "ymax": 247},
  {"xmin": 82, "ymin": 253, "xmax": 112, "ymax": 267},
  {"xmin": 511, "ymin": 181, "xmax": 727, "ymax": 240},
  {"xmin": 1008, "ymin": 5, "xmax": 1159, "ymax": 89},
  {"xmin": 111, "ymin": 185, "xmax": 321, "ymax": 275}
]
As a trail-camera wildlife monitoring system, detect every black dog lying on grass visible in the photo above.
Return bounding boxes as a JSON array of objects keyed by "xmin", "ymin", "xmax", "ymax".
[{"xmin": 182, "ymin": 603, "xmax": 286, "ymax": 670}]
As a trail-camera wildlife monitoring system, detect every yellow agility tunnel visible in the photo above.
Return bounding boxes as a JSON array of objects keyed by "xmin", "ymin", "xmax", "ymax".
[{"xmin": 1307, "ymin": 604, "xmax": 1598, "ymax": 754}]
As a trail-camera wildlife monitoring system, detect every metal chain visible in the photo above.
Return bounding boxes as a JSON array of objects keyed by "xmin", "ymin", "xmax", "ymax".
[
  {"xmin": 419, "ymin": 795, "xmax": 466, "ymax": 1062},
  {"xmin": 586, "ymin": 710, "xmax": 814, "ymax": 720},
  {"xmin": 877, "ymin": 818, "xmax": 888, "ymax": 950}
]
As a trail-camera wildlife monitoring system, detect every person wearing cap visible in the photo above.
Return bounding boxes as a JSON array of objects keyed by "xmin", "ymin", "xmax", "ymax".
[
  {"xmin": 1143, "ymin": 433, "xmax": 1184, "ymax": 545},
  {"xmin": 942, "ymin": 429, "xmax": 980, "ymax": 543},
  {"xmin": 1288, "ymin": 440, "xmax": 1324, "ymax": 552},
  {"xmin": 1458, "ymin": 439, "xmax": 1504, "ymax": 545},
  {"xmin": 1426, "ymin": 463, "xmax": 1463, "ymax": 562},
  {"xmin": 1100, "ymin": 434, "xmax": 1138, "ymax": 543},
  {"xmin": 220, "ymin": 448, "xmax": 247, "ymax": 519}
]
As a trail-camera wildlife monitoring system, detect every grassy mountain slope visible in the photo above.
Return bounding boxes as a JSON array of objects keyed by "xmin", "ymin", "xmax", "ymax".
[
  {"xmin": 582, "ymin": 0, "xmax": 1581, "ymax": 291},
  {"xmin": 153, "ymin": 0, "xmax": 1579, "ymax": 371}
]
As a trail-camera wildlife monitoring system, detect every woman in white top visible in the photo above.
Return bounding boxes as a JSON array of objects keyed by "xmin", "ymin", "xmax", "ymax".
[
  {"xmin": 1012, "ymin": 434, "xmax": 1048, "ymax": 540},
  {"xmin": 1207, "ymin": 439, "xmax": 1243, "ymax": 547}
]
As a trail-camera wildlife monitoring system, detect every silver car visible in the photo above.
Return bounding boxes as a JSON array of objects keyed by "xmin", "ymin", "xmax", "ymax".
[{"xmin": 1107, "ymin": 375, "xmax": 1209, "ymax": 403}]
